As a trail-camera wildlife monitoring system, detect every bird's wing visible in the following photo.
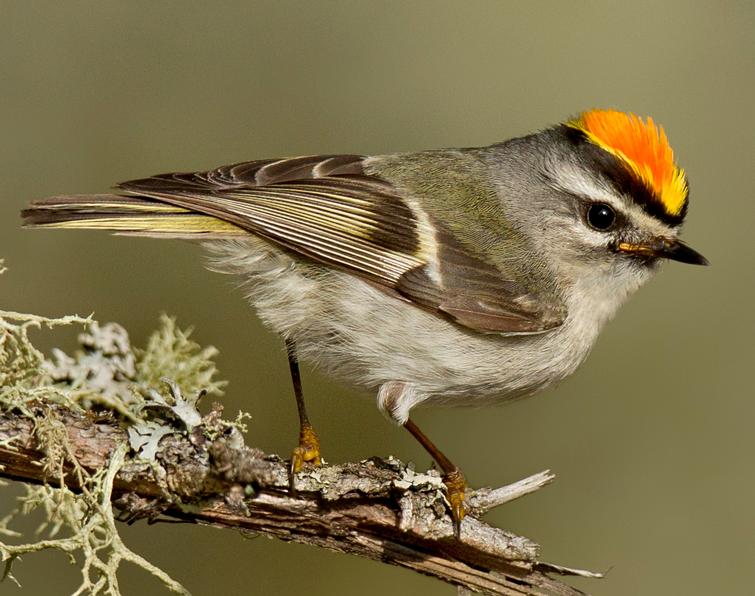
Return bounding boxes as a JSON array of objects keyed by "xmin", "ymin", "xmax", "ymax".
[{"xmin": 116, "ymin": 154, "xmax": 565, "ymax": 334}]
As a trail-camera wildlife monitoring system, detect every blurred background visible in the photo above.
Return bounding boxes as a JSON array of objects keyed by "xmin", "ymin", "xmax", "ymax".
[{"xmin": 1, "ymin": 2, "xmax": 753, "ymax": 595}]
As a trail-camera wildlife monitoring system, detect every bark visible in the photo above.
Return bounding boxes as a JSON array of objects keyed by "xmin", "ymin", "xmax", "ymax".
[{"xmin": 0, "ymin": 402, "xmax": 598, "ymax": 595}]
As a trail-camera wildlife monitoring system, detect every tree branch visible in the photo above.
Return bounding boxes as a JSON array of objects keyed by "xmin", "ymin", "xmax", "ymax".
[{"xmin": 0, "ymin": 401, "xmax": 598, "ymax": 595}]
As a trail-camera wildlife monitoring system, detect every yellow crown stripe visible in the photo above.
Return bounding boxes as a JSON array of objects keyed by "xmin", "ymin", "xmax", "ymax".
[{"xmin": 568, "ymin": 110, "xmax": 688, "ymax": 217}]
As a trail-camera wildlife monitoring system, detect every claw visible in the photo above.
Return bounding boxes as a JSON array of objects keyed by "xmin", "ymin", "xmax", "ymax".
[
  {"xmin": 442, "ymin": 468, "xmax": 467, "ymax": 537},
  {"xmin": 288, "ymin": 423, "xmax": 322, "ymax": 491}
]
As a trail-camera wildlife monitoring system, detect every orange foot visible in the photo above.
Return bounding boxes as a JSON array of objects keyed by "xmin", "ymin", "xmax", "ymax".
[
  {"xmin": 289, "ymin": 424, "xmax": 322, "ymax": 490},
  {"xmin": 442, "ymin": 468, "xmax": 467, "ymax": 537}
]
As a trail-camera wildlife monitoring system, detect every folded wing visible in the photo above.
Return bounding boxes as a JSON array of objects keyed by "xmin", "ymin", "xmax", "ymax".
[{"xmin": 24, "ymin": 154, "xmax": 565, "ymax": 334}]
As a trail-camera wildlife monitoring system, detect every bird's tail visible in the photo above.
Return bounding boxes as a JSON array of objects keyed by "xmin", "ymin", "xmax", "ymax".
[{"xmin": 21, "ymin": 194, "xmax": 245, "ymax": 239}]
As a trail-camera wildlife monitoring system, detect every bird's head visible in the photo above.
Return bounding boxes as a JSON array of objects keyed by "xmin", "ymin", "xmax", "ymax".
[{"xmin": 489, "ymin": 109, "xmax": 707, "ymax": 324}]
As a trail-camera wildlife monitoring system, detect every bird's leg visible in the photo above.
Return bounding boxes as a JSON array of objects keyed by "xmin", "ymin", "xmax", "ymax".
[
  {"xmin": 403, "ymin": 418, "xmax": 467, "ymax": 536},
  {"xmin": 286, "ymin": 339, "xmax": 322, "ymax": 490}
]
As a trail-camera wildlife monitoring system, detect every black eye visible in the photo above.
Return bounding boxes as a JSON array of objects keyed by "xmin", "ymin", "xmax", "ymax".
[{"xmin": 586, "ymin": 203, "xmax": 616, "ymax": 231}]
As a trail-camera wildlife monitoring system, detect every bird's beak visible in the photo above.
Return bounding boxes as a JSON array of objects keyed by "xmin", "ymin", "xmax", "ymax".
[{"xmin": 616, "ymin": 238, "xmax": 709, "ymax": 265}]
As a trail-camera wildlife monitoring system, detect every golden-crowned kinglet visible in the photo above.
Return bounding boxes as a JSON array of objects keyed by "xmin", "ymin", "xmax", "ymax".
[{"xmin": 22, "ymin": 109, "xmax": 707, "ymax": 533}]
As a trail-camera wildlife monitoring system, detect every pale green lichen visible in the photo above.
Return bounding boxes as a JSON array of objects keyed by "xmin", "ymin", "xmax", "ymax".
[
  {"xmin": 0, "ymin": 309, "xmax": 91, "ymax": 398},
  {"xmin": 136, "ymin": 314, "xmax": 226, "ymax": 400},
  {"xmin": 0, "ymin": 446, "xmax": 189, "ymax": 594},
  {"xmin": 41, "ymin": 314, "xmax": 226, "ymax": 423},
  {"xmin": 0, "ymin": 260, "xmax": 234, "ymax": 595}
]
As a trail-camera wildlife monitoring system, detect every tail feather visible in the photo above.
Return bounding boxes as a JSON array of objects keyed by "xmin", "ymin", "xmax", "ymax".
[{"xmin": 21, "ymin": 194, "xmax": 245, "ymax": 238}]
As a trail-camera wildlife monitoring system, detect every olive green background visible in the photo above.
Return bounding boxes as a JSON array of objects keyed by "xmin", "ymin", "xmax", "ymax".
[{"xmin": 1, "ymin": 2, "xmax": 753, "ymax": 595}]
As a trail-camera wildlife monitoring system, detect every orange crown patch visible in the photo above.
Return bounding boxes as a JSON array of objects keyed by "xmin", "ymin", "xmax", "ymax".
[{"xmin": 568, "ymin": 109, "xmax": 687, "ymax": 218}]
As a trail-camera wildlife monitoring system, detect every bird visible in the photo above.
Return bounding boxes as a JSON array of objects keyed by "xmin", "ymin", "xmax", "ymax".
[{"xmin": 22, "ymin": 109, "xmax": 707, "ymax": 535}]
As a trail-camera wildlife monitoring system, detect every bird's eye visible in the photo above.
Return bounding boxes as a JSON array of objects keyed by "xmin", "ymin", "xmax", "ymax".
[{"xmin": 586, "ymin": 203, "xmax": 616, "ymax": 231}]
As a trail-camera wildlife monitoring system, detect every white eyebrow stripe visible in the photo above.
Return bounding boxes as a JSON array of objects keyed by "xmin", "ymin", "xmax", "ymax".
[{"xmin": 549, "ymin": 161, "xmax": 624, "ymax": 210}]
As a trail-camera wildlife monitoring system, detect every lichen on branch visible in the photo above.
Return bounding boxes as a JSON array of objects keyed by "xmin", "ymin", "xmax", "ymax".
[{"xmin": 0, "ymin": 264, "xmax": 228, "ymax": 593}]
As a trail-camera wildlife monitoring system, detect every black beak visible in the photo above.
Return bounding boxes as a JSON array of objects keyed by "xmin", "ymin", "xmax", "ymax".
[{"xmin": 617, "ymin": 238, "xmax": 709, "ymax": 266}]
